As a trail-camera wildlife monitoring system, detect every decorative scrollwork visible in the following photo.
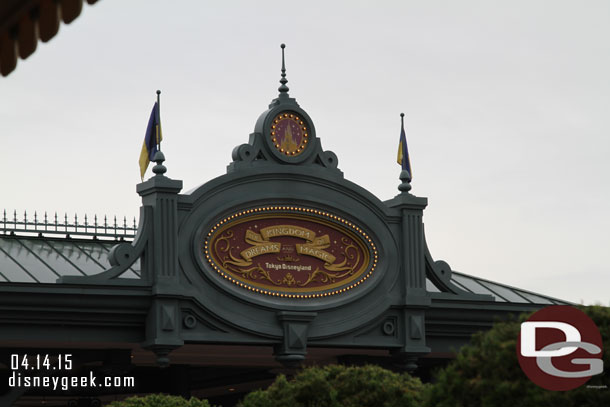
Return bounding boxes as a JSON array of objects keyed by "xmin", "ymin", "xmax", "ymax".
[
  {"xmin": 205, "ymin": 207, "xmax": 378, "ymax": 297},
  {"xmin": 281, "ymin": 272, "xmax": 297, "ymax": 286},
  {"xmin": 224, "ymin": 263, "xmax": 281, "ymax": 286},
  {"xmin": 216, "ymin": 231, "xmax": 254, "ymax": 267},
  {"xmin": 231, "ymin": 144, "xmax": 258, "ymax": 163},
  {"xmin": 298, "ymin": 237, "xmax": 362, "ymax": 285},
  {"xmin": 324, "ymin": 237, "xmax": 360, "ymax": 273},
  {"xmin": 317, "ymin": 150, "xmax": 338, "ymax": 169},
  {"xmin": 214, "ymin": 231, "xmax": 233, "ymax": 254},
  {"xmin": 299, "ymin": 268, "xmax": 335, "ymax": 286}
]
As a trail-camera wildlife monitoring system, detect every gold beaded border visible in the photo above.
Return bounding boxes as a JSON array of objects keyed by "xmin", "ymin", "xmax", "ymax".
[
  {"xmin": 203, "ymin": 206, "xmax": 379, "ymax": 299},
  {"xmin": 270, "ymin": 112, "xmax": 308, "ymax": 156}
]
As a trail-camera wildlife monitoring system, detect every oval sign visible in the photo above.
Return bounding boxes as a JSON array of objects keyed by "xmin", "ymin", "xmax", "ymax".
[{"xmin": 204, "ymin": 206, "xmax": 378, "ymax": 299}]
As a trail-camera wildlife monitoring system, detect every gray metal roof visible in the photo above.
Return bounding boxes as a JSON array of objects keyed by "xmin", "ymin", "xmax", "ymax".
[
  {"xmin": 0, "ymin": 210, "xmax": 567, "ymax": 304},
  {"xmin": 426, "ymin": 271, "xmax": 569, "ymax": 305},
  {"xmin": 0, "ymin": 233, "xmax": 566, "ymax": 306},
  {"xmin": 0, "ymin": 235, "xmax": 140, "ymax": 283}
]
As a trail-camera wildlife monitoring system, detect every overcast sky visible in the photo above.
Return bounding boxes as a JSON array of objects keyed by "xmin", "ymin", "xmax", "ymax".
[{"xmin": 1, "ymin": 0, "xmax": 608, "ymax": 305}]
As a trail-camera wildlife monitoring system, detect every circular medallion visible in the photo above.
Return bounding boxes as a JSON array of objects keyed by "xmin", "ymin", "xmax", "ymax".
[
  {"xmin": 203, "ymin": 206, "xmax": 378, "ymax": 299},
  {"xmin": 270, "ymin": 112, "xmax": 309, "ymax": 156}
]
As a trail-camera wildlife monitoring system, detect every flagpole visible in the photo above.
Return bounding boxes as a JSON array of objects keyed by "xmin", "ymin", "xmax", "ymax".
[
  {"xmin": 156, "ymin": 89, "xmax": 162, "ymax": 152},
  {"xmin": 398, "ymin": 112, "xmax": 412, "ymax": 193}
]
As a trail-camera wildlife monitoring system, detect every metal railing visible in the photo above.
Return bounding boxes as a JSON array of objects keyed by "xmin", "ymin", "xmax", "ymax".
[{"xmin": 1, "ymin": 210, "xmax": 137, "ymax": 240}]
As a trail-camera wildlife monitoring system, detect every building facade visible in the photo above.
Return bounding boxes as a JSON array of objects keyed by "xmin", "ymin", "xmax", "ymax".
[{"xmin": 0, "ymin": 52, "xmax": 568, "ymax": 407}]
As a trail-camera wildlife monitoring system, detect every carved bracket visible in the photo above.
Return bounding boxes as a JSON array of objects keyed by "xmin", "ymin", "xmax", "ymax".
[
  {"xmin": 231, "ymin": 143, "xmax": 264, "ymax": 164},
  {"xmin": 273, "ymin": 311, "xmax": 317, "ymax": 367},
  {"xmin": 316, "ymin": 150, "xmax": 339, "ymax": 169},
  {"xmin": 56, "ymin": 206, "xmax": 153, "ymax": 285},
  {"xmin": 424, "ymin": 231, "xmax": 493, "ymax": 300}
]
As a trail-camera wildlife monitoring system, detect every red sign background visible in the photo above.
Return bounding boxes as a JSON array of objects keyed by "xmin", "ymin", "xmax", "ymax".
[{"xmin": 205, "ymin": 209, "xmax": 375, "ymax": 297}]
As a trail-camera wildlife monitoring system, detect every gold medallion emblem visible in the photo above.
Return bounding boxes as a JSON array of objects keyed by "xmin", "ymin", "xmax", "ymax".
[{"xmin": 270, "ymin": 112, "xmax": 308, "ymax": 156}]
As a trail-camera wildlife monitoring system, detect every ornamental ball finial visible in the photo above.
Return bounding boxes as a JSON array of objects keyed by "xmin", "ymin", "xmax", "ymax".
[{"xmin": 152, "ymin": 151, "xmax": 167, "ymax": 176}]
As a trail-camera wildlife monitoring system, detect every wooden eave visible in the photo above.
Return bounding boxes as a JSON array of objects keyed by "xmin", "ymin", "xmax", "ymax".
[{"xmin": 0, "ymin": 0, "xmax": 99, "ymax": 76}]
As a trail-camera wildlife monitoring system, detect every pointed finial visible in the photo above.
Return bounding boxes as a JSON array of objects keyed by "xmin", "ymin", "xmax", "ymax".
[{"xmin": 278, "ymin": 43, "xmax": 289, "ymax": 95}]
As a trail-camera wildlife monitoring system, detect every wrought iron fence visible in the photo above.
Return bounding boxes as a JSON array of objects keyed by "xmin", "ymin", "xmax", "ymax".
[{"xmin": 1, "ymin": 210, "xmax": 137, "ymax": 240}]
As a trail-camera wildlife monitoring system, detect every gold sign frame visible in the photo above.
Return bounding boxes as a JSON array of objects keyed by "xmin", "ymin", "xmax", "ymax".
[{"xmin": 203, "ymin": 206, "xmax": 378, "ymax": 299}]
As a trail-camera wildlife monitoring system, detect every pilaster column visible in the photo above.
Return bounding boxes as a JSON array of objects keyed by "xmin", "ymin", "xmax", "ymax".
[{"xmin": 136, "ymin": 152, "xmax": 184, "ymax": 365}]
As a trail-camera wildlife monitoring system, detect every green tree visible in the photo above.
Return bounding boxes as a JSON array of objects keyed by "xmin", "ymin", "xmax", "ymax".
[
  {"xmin": 105, "ymin": 394, "xmax": 213, "ymax": 407},
  {"xmin": 238, "ymin": 364, "xmax": 426, "ymax": 407},
  {"xmin": 424, "ymin": 305, "xmax": 610, "ymax": 407}
]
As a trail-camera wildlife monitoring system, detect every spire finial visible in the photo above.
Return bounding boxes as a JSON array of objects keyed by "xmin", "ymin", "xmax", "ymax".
[{"xmin": 278, "ymin": 43, "xmax": 289, "ymax": 95}]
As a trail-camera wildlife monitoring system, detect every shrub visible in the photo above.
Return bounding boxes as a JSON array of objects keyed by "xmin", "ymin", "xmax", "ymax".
[
  {"xmin": 105, "ymin": 394, "xmax": 213, "ymax": 407},
  {"xmin": 424, "ymin": 305, "xmax": 610, "ymax": 407},
  {"xmin": 238, "ymin": 364, "xmax": 426, "ymax": 407}
]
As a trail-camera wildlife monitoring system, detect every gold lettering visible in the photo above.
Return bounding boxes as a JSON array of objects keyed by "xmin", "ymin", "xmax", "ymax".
[
  {"xmin": 296, "ymin": 244, "xmax": 336, "ymax": 264},
  {"xmin": 245, "ymin": 229, "xmax": 264, "ymax": 243},
  {"xmin": 241, "ymin": 243, "xmax": 281, "ymax": 260},
  {"xmin": 260, "ymin": 225, "xmax": 316, "ymax": 241}
]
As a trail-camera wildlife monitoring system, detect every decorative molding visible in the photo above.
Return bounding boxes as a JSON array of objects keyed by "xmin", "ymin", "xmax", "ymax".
[
  {"xmin": 423, "ymin": 230, "xmax": 492, "ymax": 300},
  {"xmin": 56, "ymin": 206, "xmax": 152, "ymax": 285},
  {"xmin": 274, "ymin": 311, "xmax": 317, "ymax": 366}
]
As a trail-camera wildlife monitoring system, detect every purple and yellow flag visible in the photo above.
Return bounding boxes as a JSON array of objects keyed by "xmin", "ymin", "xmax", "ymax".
[
  {"xmin": 396, "ymin": 114, "xmax": 412, "ymax": 181},
  {"xmin": 138, "ymin": 102, "xmax": 162, "ymax": 180}
]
